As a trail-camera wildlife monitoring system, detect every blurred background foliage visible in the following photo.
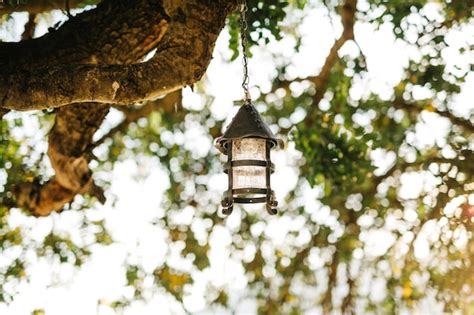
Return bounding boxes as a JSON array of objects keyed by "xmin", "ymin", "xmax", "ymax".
[{"xmin": 1, "ymin": 0, "xmax": 473, "ymax": 314}]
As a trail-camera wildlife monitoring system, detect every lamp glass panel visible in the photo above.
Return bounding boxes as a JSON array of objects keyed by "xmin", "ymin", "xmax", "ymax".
[{"xmin": 232, "ymin": 138, "xmax": 266, "ymax": 189}]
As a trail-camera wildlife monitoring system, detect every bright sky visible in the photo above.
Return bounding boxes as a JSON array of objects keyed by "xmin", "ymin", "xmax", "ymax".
[{"xmin": 0, "ymin": 1, "xmax": 473, "ymax": 314}]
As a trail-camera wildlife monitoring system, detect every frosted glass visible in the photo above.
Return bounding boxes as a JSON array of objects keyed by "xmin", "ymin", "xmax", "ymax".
[
  {"xmin": 232, "ymin": 138, "xmax": 266, "ymax": 189},
  {"xmin": 233, "ymin": 166, "xmax": 266, "ymax": 189},
  {"xmin": 232, "ymin": 138, "xmax": 266, "ymax": 160}
]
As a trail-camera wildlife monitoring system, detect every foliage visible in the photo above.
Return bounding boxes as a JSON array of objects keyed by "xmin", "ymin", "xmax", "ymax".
[
  {"xmin": 1, "ymin": 0, "xmax": 474, "ymax": 314},
  {"xmin": 228, "ymin": 0, "xmax": 301, "ymax": 59}
]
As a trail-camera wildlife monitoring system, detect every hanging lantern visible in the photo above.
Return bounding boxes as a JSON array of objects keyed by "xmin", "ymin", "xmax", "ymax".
[
  {"xmin": 215, "ymin": 0, "xmax": 282, "ymax": 216},
  {"xmin": 216, "ymin": 103, "xmax": 282, "ymax": 215}
]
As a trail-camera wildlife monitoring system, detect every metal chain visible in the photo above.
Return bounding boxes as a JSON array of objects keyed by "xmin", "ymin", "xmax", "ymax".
[{"xmin": 239, "ymin": 0, "xmax": 251, "ymax": 104}]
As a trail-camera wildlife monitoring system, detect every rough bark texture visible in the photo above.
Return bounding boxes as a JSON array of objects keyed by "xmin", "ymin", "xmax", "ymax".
[
  {"xmin": 0, "ymin": 0, "xmax": 170, "ymax": 68},
  {"xmin": 0, "ymin": 0, "xmax": 235, "ymax": 110},
  {"xmin": 5, "ymin": 0, "xmax": 237, "ymax": 216}
]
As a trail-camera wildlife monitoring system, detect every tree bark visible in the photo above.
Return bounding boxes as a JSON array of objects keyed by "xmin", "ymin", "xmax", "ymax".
[
  {"xmin": 0, "ymin": 0, "xmax": 236, "ymax": 111},
  {"xmin": 0, "ymin": 0, "xmax": 170, "ymax": 68},
  {"xmin": 7, "ymin": 0, "xmax": 237, "ymax": 216}
]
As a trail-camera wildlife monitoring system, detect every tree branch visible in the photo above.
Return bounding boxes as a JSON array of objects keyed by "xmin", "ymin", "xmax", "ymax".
[
  {"xmin": 10, "ymin": 0, "xmax": 237, "ymax": 216},
  {"xmin": 393, "ymin": 98, "xmax": 474, "ymax": 134},
  {"xmin": 1, "ymin": 52, "xmax": 190, "ymax": 110},
  {"xmin": 14, "ymin": 103, "xmax": 110, "ymax": 216},
  {"xmin": 303, "ymin": 0, "xmax": 357, "ymax": 127},
  {"xmin": 0, "ymin": 0, "xmax": 235, "ymax": 111},
  {"xmin": 1, "ymin": 0, "xmax": 171, "ymax": 68},
  {"xmin": 271, "ymin": 0, "xmax": 358, "ymax": 99}
]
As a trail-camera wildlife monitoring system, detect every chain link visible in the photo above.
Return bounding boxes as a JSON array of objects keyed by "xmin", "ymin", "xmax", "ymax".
[{"xmin": 239, "ymin": 0, "xmax": 251, "ymax": 104}]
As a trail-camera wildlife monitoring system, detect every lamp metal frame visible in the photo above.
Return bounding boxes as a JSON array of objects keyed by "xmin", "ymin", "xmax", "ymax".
[{"xmin": 216, "ymin": 104, "xmax": 280, "ymax": 216}]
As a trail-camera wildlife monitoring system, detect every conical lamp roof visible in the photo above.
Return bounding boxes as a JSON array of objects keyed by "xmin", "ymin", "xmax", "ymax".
[{"xmin": 216, "ymin": 104, "xmax": 280, "ymax": 154}]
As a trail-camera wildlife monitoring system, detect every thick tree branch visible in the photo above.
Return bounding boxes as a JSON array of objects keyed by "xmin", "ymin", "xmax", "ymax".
[
  {"xmin": 15, "ymin": 106, "xmax": 109, "ymax": 216},
  {"xmin": 9, "ymin": 0, "xmax": 171, "ymax": 216},
  {"xmin": 2, "ymin": 53, "xmax": 195, "ymax": 110},
  {"xmin": 10, "ymin": 0, "xmax": 237, "ymax": 216},
  {"xmin": 0, "ymin": 0, "xmax": 235, "ymax": 111},
  {"xmin": 0, "ymin": 0, "xmax": 171, "ymax": 68}
]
